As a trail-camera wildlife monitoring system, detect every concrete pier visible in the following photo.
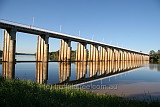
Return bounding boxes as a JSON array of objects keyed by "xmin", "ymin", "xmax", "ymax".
[
  {"xmin": 36, "ymin": 35, "xmax": 49, "ymax": 62},
  {"xmin": 99, "ymin": 46, "xmax": 107, "ymax": 61},
  {"xmin": 89, "ymin": 44, "xmax": 99, "ymax": 61},
  {"xmin": 76, "ymin": 42, "xmax": 87, "ymax": 61},
  {"xmin": 59, "ymin": 39, "xmax": 71, "ymax": 61},
  {"xmin": 2, "ymin": 29, "xmax": 16, "ymax": 62}
]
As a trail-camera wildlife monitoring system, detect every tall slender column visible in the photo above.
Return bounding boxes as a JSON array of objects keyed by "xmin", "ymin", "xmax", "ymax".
[
  {"xmin": 2, "ymin": 29, "xmax": 16, "ymax": 62},
  {"xmin": 59, "ymin": 39, "xmax": 71, "ymax": 61},
  {"xmin": 115, "ymin": 49, "xmax": 120, "ymax": 61},
  {"xmin": 119, "ymin": 50, "xmax": 122, "ymax": 61},
  {"xmin": 89, "ymin": 44, "xmax": 99, "ymax": 61},
  {"xmin": 99, "ymin": 46, "xmax": 103, "ymax": 61},
  {"xmin": 99, "ymin": 46, "xmax": 107, "ymax": 61},
  {"xmin": 110, "ymin": 48, "xmax": 114, "ymax": 61},
  {"xmin": 36, "ymin": 35, "xmax": 49, "ymax": 62},
  {"xmin": 107, "ymin": 48, "xmax": 111, "ymax": 61},
  {"xmin": 76, "ymin": 42, "xmax": 87, "ymax": 61},
  {"xmin": 104, "ymin": 47, "xmax": 108, "ymax": 61}
]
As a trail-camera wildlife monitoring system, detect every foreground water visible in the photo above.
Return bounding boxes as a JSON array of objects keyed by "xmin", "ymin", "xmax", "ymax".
[{"xmin": 0, "ymin": 55, "xmax": 160, "ymax": 100}]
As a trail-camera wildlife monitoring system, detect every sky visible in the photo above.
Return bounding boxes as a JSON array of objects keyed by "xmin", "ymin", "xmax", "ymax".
[{"xmin": 0, "ymin": 0, "xmax": 160, "ymax": 54}]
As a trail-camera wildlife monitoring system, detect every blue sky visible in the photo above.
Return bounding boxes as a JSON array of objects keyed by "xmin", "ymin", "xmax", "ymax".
[{"xmin": 0, "ymin": 0, "xmax": 160, "ymax": 53}]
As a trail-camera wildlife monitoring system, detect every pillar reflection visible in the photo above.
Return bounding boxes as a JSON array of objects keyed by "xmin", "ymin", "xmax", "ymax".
[
  {"xmin": 2, "ymin": 62, "xmax": 15, "ymax": 79},
  {"xmin": 36, "ymin": 62, "xmax": 48, "ymax": 84},
  {"xmin": 86, "ymin": 61, "xmax": 147, "ymax": 78},
  {"xmin": 75, "ymin": 62, "xmax": 87, "ymax": 79},
  {"xmin": 58, "ymin": 62, "xmax": 71, "ymax": 83}
]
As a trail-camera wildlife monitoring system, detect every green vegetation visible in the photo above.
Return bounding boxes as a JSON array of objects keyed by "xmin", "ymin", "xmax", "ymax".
[
  {"xmin": 49, "ymin": 50, "xmax": 77, "ymax": 61},
  {"xmin": 149, "ymin": 50, "xmax": 160, "ymax": 63},
  {"xmin": 0, "ymin": 50, "xmax": 2, "ymax": 57},
  {"xmin": 0, "ymin": 77, "xmax": 160, "ymax": 107}
]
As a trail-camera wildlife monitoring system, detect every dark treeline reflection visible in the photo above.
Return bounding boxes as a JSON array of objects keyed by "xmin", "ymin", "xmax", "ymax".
[
  {"xmin": 2, "ymin": 61, "xmax": 149, "ymax": 84},
  {"xmin": 149, "ymin": 64, "xmax": 160, "ymax": 72}
]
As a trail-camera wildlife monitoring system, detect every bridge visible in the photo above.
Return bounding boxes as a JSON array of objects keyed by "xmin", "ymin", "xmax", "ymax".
[{"xmin": 0, "ymin": 20, "xmax": 149, "ymax": 62}]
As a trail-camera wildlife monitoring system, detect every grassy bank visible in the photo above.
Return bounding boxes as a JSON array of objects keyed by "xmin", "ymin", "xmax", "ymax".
[{"xmin": 0, "ymin": 77, "xmax": 160, "ymax": 107}]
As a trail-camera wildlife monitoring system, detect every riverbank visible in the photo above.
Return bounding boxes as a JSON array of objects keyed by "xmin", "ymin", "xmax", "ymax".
[{"xmin": 0, "ymin": 77, "xmax": 159, "ymax": 107}]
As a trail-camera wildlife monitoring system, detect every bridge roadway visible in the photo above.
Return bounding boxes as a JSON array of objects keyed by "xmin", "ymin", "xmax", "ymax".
[{"xmin": 0, "ymin": 19, "xmax": 149, "ymax": 62}]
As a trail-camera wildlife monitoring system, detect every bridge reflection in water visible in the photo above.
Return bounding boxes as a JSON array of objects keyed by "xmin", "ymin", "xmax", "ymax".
[{"xmin": 1, "ymin": 61, "xmax": 149, "ymax": 85}]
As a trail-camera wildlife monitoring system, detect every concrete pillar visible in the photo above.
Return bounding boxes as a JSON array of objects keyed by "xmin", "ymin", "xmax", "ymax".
[
  {"xmin": 117, "ymin": 50, "xmax": 120, "ymax": 61},
  {"xmin": 119, "ymin": 50, "xmax": 122, "ymax": 61},
  {"xmin": 59, "ymin": 39, "xmax": 71, "ymax": 61},
  {"xmin": 107, "ymin": 48, "xmax": 111, "ymax": 61},
  {"xmin": 2, "ymin": 29, "xmax": 16, "ymax": 62},
  {"xmin": 124, "ymin": 51, "xmax": 127, "ymax": 61},
  {"xmin": 113, "ymin": 49, "xmax": 117, "ymax": 61},
  {"xmin": 36, "ymin": 35, "xmax": 49, "ymax": 62},
  {"xmin": 76, "ymin": 42, "xmax": 87, "ymax": 61},
  {"xmin": 121, "ymin": 51, "xmax": 125, "ymax": 61},
  {"xmin": 104, "ymin": 47, "xmax": 108, "ymax": 61},
  {"xmin": 126, "ymin": 52, "xmax": 128, "ymax": 61},
  {"xmin": 89, "ymin": 44, "xmax": 99, "ymax": 61},
  {"xmin": 110, "ymin": 48, "xmax": 114, "ymax": 61},
  {"xmin": 99, "ymin": 46, "xmax": 103, "ymax": 61},
  {"xmin": 99, "ymin": 46, "xmax": 107, "ymax": 61}
]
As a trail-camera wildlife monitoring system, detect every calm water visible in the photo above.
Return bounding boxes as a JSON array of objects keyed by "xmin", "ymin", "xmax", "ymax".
[{"xmin": 1, "ymin": 55, "xmax": 160, "ymax": 100}]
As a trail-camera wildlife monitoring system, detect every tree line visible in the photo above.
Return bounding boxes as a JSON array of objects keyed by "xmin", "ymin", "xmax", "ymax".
[
  {"xmin": 0, "ymin": 50, "xmax": 2, "ymax": 57},
  {"xmin": 149, "ymin": 50, "xmax": 160, "ymax": 63}
]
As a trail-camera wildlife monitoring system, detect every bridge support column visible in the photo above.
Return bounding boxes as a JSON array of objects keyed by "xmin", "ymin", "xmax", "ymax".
[
  {"xmin": 59, "ymin": 39, "xmax": 71, "ymax": 61},
  {"xmin": 2, "ymin": 29, "xmax": 16, "ymax": 62},
  {"xmin": 107, "ymin": 47, "xmax": 113, "ymax": 61},
  {"xmin": 36, "ymin": 35, "xmax": 49, "ymax": 62},
  {"xmin": 89, "ymin": 44, "xmax": 99, "ymax": 61},
  {"xmin": 125, "ymin": 52, "xmax": 128, "ymax": 61},
  {"xmin": 99, "ymin": 46, "xmax": 107, "ymax": 61},
  {"xmin": 115, "ymin": 49, "xmax": 120, "ymax": 61},
  {"xmin": 76, "ymin": 42, "xmax": 87, "ymax": 61},
  {"xmin": 121, "ymin": 51, "xmax": 125, "ymax": 61},
  {"xmin": 107, "ymin": 48, "xmax": 111, "ymax": 61}
]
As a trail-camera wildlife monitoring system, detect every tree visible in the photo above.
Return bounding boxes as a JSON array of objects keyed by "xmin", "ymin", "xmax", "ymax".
[
  {"xmin": 149, "ymin": 50, "xmax": 156, "ymax": 56},
  {"xmin": 157, "ymin": 50, "xmax": 160, "ymax": 59}
]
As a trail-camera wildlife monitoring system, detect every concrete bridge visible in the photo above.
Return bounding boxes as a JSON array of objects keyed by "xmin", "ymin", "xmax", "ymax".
[{"xmin": 0, "ymin": 20, "xmax": 149, "ymax": 62}]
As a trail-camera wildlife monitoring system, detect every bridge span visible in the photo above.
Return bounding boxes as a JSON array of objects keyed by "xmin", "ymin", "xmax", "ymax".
[{"xmin": 0, "ymin": 20, "xmax": 149, "ymax": 62}]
